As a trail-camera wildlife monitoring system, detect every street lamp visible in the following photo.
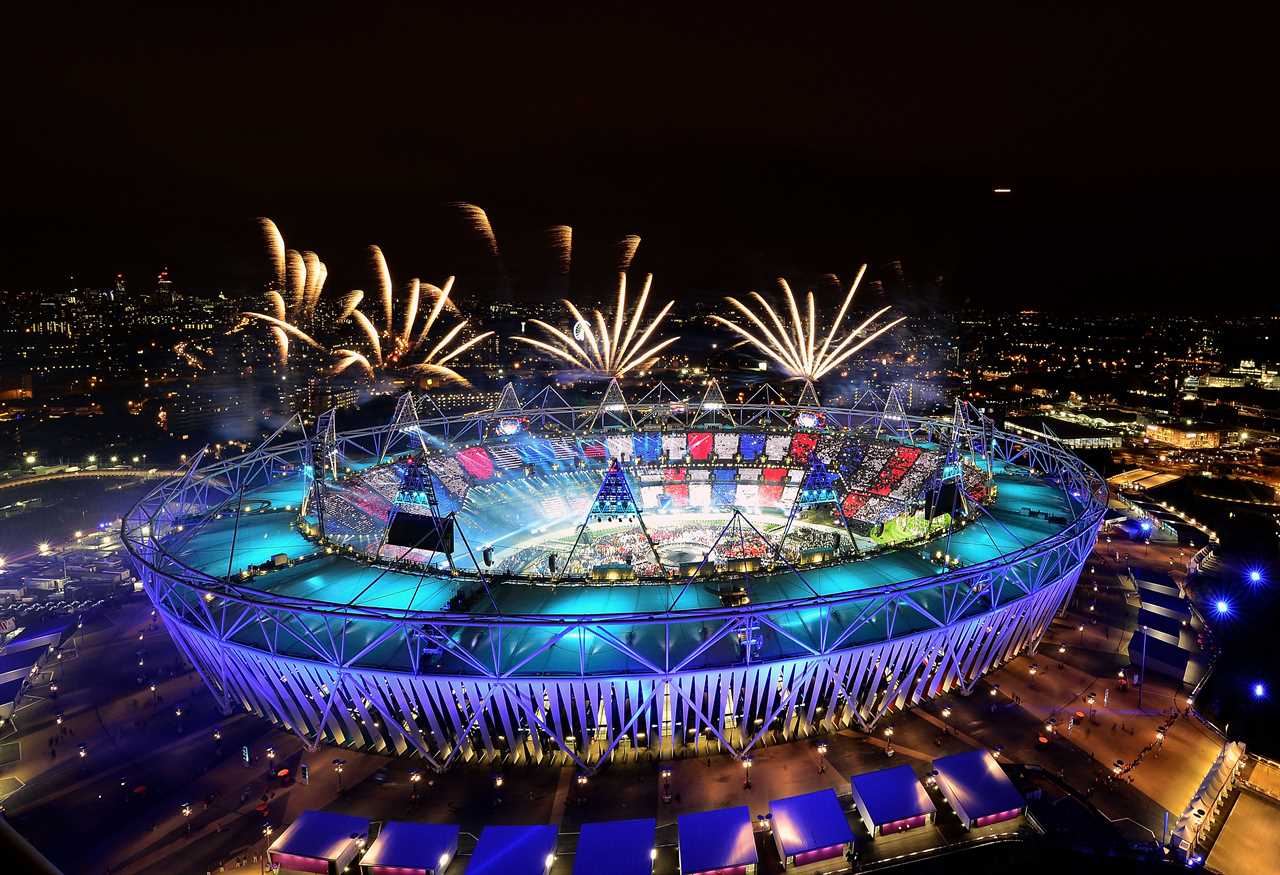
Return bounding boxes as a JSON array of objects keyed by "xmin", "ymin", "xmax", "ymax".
[
  {"xmin": 817, "ymin": 742, "xmax": 828, "ymax": 774},
  {"xmin": 884, "ymin": 726, "xmax": 895, "ymax": 757},
  {"xmin": 333, "ymin": 758, "xmax": 347, "ymax": 792},
  {"xmin": 266, "ymin": 747, "xmax": 276, "ymax": 762},
  {"xmin": 78, "ymin": 743, "xmax": 87, "ymax": 758},
  {"xmin": 742, "ymin": 756, "xmax": 753, "ymax": 789},
  {"xmin": 661, "ymin": 766, "xmax": 673, "ymax": 802},
  {"xmin": 409, "ymin": 770, "xmax": 422, "ymax": 800}
]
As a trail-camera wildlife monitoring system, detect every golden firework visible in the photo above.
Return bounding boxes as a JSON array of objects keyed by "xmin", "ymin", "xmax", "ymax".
[
  {"xmin": 709, "ymin": 265, "xmax": 904, "ymax": 381},
  {"xmin": 513, "ymin": 272, "xmax": 679, "ymax": 378}
]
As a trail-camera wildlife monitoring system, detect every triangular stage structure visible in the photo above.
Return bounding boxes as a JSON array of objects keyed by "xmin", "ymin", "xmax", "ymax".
[
  {"xmin": 632, "ymin": 381, "xmax": 686, "ymax": 428},
  {"xmin": 664, "ymin": 506, "xmax": 821, "ymax": 611},
  {"xmin": 797, "ymin": 457, "xmax": 840, "ymax": 505},
  {"xmin": 775, "ymin": 454, "xmax": 856, "ymax": 559},
  {"xmin": 926, "ymin": 400, "xmax": 981, "ymax": 556},
  {"xmin": 561, "ymin": 460, "xmax": 663, "ymax": 578},
  {"xmin": 377, "ymin": 392, "xmax": 422, "ymax": 464},
  {"xmin": 301, "ymin": 406, "xmax": 340, "ymax": 525},
  {"xmin": 493, "ymin": 382, "xmax": 521, "ymax": 415},
  {"xmin": 740, "ymin": 383, "xmax": 794, "ymax": 428},
  {"xmin": 691, "ymin": 378, "xmax": 735, "ymax": 428},
  {"xmin": 521, "ymin": 385, "xmax": 575, "ymax": 431},
  {"xmin": 853, "ymin": 387, "xmax": 886, "ymax": 410},
  {"xmin": 795, "ymin": 380, "xmax": 821, "ymax": 410},
  {"xmin": 588, "ymin": 459, "xmax": 642, "ymax": 520},
  {"xmin": 587, "ymin": 378, "xmax": 635, "ymax": 431},
  {"xmin": 874, "ymin": 387, "xmax": 913, "ymax": 444}
]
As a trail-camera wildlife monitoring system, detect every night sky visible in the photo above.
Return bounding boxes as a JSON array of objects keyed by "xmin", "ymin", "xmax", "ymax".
[{"xmin": 3, "ymin": 4, "xmax": 1278, "ymax": 309}]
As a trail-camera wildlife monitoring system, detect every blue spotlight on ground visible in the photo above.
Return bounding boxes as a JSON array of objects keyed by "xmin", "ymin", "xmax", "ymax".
[
  {"xmin": 1215, "ymin": 599, "xmax": 1231, "ymax": 616},
  {"xmin": 1254, "ymin": 682, "xmax": 1267, "ymax": 699}
]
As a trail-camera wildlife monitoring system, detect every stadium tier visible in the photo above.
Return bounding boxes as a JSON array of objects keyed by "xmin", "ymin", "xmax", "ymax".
[{"xmin": 123, "ymin": 384, "xmax": 1104, "ymax": 772}]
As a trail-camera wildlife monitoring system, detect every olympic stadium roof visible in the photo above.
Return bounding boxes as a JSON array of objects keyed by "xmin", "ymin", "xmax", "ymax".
[
  {"xmin": 573, "ymin": 818, "xmax": 656, "ymax": 875},
  {"xmin": 142, "ymin": 460, "xmax": 1084, "ymax": 678}
]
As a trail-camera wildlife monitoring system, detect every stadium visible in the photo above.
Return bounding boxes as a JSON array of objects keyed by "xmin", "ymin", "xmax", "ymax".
[{"xmin": 122, "ymin": 380, "xmax": 1105, "ymax": 773}]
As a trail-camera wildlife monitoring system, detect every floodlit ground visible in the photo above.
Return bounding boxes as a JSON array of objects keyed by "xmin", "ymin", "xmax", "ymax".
[{"xmin": 1205, "ymin": 794, "xmax": 1280, "ymax": 875}]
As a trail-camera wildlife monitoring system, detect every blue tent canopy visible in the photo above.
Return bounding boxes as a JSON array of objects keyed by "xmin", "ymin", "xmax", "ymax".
[
  {"xmin": 769, "ymin": 788, "xmax": 854, "ymax": 857},
  {"xmin": 850, "ymin": 765, "xmax": 936, "ymax": 826},
  {"xmin": 360, "ymin": 822, "xmax": 459, "ymax": 873},
  {"xmin": 1, "ymin": 617, "xmax": 73, "ymax": 654},
  {"xmin": 0, "ymin": 648, "xmax": 42, "ymax": 684},
  {"xmin": 269, "ymin": 810, "xmax": 370, "ymax": 866},
  {"xmin": 678, "ymin": 806, "xmax": 757, "ymax": 874},
  {"xmin": 468, "ymin": 824, "xmax": 558, "ymax": 875},
  {"xmin": 932, "ymin": 750, "xmax": 1025, "ymax": 823},
  {"xmin": 573, "ymin": 818, "xmax": 656, "ymax": 875}
]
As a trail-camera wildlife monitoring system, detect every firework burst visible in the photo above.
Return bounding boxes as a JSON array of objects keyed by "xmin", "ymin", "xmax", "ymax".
[
  {"xmin": 330, "ymin": 247, "xmax": 493, "ymax": 386},
  {"xmin": 513, "ymin": 272, "xmax": 679, "ymax": 379},
  {"xmin": 245, "ymin": 219, "xmax": 330, "ymax": 365},
  {"xmin": 244, "ymin": 218, "xmax": 491, "ymax": 386},
  {"xmin": 709, "ymin": 265, "xmax": 905, "ymax": 381}
]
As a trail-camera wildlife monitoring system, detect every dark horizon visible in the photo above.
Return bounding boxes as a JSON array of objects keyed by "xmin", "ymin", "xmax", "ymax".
[{"xmin": 3, "ymin": 5, "xmax": 1279, "ymax": 311}]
